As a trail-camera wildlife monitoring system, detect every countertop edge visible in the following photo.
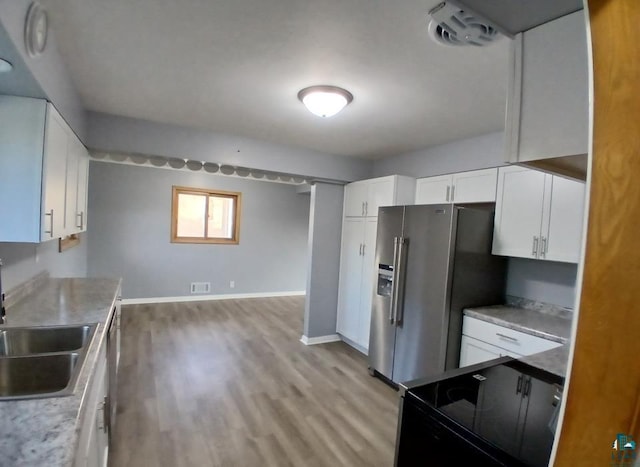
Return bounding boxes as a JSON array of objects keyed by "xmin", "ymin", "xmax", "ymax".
[{"xmin": 463, "ymin": 308, "xmax": 569, "ymax": 344}]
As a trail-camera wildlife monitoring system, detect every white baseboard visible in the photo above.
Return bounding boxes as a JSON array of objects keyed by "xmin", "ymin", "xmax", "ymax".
[
  {"xmin": 300, "ymin": 334, "xmax": 342, "ymax": 346},
  {"xmin": 339, "ymin": 334, "xmax": 369, "ymax": 355},
  {"xmin": 121, "ymin": 290, "xmax": 305, "ymax": 305}
]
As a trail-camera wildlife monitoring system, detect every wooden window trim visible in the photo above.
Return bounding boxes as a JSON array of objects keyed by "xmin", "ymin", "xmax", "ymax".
[{"xmin": 171, "ymin": 185, "xmax": 242, "ymax": 244}]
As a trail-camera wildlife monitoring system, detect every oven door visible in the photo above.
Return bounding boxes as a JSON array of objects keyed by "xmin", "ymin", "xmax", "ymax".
[{"xmin": 395, "ymin": 394, "xmax": 526, "ymax": 467}]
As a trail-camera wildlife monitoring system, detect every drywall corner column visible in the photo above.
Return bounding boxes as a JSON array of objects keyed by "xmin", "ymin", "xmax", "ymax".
[{"xmin": 303, "ymin": 182, "xmax": 344, "ymax": 339}]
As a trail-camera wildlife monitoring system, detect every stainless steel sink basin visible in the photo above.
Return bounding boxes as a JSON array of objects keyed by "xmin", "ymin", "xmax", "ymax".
[
  {"xmin": 0, "ymin": 353, "xmax": 80, "ymax": 399},
  {"xmin": 0, "ymin": 324, "xmax": 96, "ymax": 356},
  {"xmin": 0, "ymin": 324, "xmax": 97, "ymax": 400}
]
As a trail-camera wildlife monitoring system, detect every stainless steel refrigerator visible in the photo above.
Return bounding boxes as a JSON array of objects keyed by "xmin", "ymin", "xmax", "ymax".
[{"xmin": 369, "ymin": 204, "xmax": 506, "ymax": 384}]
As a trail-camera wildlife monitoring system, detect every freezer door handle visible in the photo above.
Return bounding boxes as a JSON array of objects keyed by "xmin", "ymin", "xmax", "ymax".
[
  {"xmin": 392, "ymin": 237, "xmax": 407, "ymax": 325},
  {"xmin": 389, "ymin": 237, "xmax": 400, "ymax": 324}
]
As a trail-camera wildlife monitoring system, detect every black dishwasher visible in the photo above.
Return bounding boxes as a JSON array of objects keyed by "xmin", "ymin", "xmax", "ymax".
[{"xmin": 395, "ymin": 359, "xmax": 564, "ymax": 467}]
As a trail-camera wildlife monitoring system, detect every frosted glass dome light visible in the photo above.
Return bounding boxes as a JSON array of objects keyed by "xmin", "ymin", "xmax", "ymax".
[{"xmin": 298, "ymin": 85, "xmax": 353, "ymax": 118}]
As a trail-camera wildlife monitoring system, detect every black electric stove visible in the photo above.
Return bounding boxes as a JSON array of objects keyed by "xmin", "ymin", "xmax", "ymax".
[{"xmin": 395, "ymin": 358, "xmax": 564, "ymax": 467}]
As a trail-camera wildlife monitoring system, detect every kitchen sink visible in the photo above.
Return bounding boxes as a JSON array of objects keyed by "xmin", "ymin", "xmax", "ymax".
[
  {"xmin": 0, "ymin": 353, "xmax": 80, "ymax": 399},
  {"xmin": 0, "ymin": 324, "xmax": 96, "ymax": 356},
  {"xmin": 0, "ymin": 324, "xmax": 97, "ymax": 400}
]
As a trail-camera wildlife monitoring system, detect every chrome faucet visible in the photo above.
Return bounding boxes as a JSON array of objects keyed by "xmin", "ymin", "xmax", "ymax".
[{"xmin": 0, "ymin": 259, "xmax": 5, "ymax": 324}]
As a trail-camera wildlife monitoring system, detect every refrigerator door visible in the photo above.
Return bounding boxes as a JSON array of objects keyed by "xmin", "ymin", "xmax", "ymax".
[
  {"xmin": 368, "ymin": 206, "xmax": 405, "ymax": 380},
  {"xmin": 392, "ymin": 205, "xmax": 456, "ymax": 384}
]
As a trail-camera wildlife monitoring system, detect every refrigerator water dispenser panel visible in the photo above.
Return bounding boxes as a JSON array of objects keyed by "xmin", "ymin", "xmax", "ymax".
[{"xmin": 377, "ymin": 264, "xmax": 394, "ymax": 297}]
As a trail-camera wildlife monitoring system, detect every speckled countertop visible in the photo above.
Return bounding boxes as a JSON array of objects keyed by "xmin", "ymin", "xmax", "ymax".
[
  {"xmin": 464, "ymin": 304, "xmax": 573, "ymax": 378},
  {"xmin": 0, "ymin": 277, "xmax": 121, "ymax": 467}
]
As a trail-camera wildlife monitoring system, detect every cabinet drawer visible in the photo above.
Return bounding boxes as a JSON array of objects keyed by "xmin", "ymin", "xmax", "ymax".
[{"xmin": 462, "ymin": 316, "xmax": 561, "ymax": 356}]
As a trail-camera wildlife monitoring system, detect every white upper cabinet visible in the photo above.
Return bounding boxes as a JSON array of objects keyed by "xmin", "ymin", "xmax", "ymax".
[
  {"xmin": 505, "ymin": 10, "xmax": 589, "ymax": 165},
  {"xmin": 415, "ymin": 168, "xmax": 498, "ymax": 205},
  {"xmin": 0, "ymin": 96, "xmax": 89, "ymax": 242},
  {"xmin": 42, "ymin": 105, "xmax": 69, "ymax": 240},
  {"xmin": 492, "ymin": 166, "xmax": 585, "ymax": 263},
  {"xmin": 68, "ymin": 136, "xmax": 90, "ymax": 234},
  {"xmin": 344, "ymin": 182, "xmax": 370, "ymax": 217},
  {"xmin": 544, "ymin": 174, "xmax": 586, "ymax": 263},
  {"xmin": 415, "ymin": 174, "xmax": 452, "ymax": 204},
  {"xmin": 343, "ymin": 175, "xmax": 415, "ymax": 217}
]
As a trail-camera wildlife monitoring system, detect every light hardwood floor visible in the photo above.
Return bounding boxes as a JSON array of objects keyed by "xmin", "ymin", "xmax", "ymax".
[{"xmin": 109, "ymin": 296, "xmax": 399, "ymax": 467}]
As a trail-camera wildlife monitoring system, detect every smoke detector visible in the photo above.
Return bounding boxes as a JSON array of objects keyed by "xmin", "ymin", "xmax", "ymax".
[{"xmin": 427, "ymin": 2, "xmax": 500, "ymax": 46}]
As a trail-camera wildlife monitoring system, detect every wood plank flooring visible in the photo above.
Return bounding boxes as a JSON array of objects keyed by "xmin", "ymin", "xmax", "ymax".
[{"xmin": 109, "ymin": 296, "xmax": 399, "ymax": 467}]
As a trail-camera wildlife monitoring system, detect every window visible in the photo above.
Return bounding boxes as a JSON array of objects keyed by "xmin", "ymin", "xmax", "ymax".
[{"xmin": 171, "ymin": 186, "xmax": 241, "ymax": 244}]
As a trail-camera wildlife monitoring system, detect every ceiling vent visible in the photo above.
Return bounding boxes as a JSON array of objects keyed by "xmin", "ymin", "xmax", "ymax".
[{"xmin": 427, "ymin": 2, "xmax": 500, "ymax": 47}]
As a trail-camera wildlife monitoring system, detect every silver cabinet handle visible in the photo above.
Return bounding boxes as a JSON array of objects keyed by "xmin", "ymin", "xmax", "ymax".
[
  {"xmin": 451, "ymin": 185, "xmax": 455, "ymax": 202},
  {"xmin": 44, "ymin": 209, "xmax": 54, "ymax": 237},
  {"xmin": 365, "ymin": 201, "xmax": 368, "ymax": 216},
  {"xmin": 541, "ymin": 236, "xmax": 547, "ymax": 258},
  {"xmin": 446, "ymin": 185, "xmax": 450, "ymax": 202},
  {"xmin": 516, "ymin": 374, "xmax": 523, "ymax": 395},
  {"xmin": 97, "ymin": 396, "xmax": 108, "ymax": 433},
  {"xmin": 496, "ymin": 332, "xmax": 519, "ymax": 343},
  {"xmin": 362, "ymin": 202, "xmax": 365, "ymax": 216},
  {"xmin": 532, "ymin": 236, "xmax": 539, "ymax": 257},
  {"xmin": 362, "ymin": 243, "xmax": 365, "ymax": 256},
  {"xmin": 76, "ymin": 211, "xmax": 84, "ymax": 229},
  {"xmin": 359, "ymin": 244, "xmax": 363, "ymax": 256}
]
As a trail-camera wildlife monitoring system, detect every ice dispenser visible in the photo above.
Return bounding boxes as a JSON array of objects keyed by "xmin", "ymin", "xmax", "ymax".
[{"xmin": 377, "ymin": 264, "xmax": 393, "ymax": 297}]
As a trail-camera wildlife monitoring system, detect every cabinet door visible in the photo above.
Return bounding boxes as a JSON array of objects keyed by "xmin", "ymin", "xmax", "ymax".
[
  {"xmin": 366, "ymin": 177, "xmax": 395, "ymax": 217},
  {"xmin": 542, "ymin": 176, "xmax": 585, "ymax": 263},
  {"xmin": 518, "ymin": 377, "xmax": 560, "ymax": 467},
  {"xmin": 357, "ymin": 218, "xmax": 378, "ymax": 350},
  {"xmin": 508, "ymin": 11, "xmax": 589, "ymax": 163},
  {"xmin": 64, "ymin": 136, "xmax": 80, "ymax": 235},
  {"xmin": 76, "ymin": 144, "xmax": 90, "ymax": 232},
  {"xmin": 459, "ymin": 335, "xmax": 522, "ymax": 368},
  {"xmin": 492, "ymin": 167, "xmax": 547, "ymax": 259},
  {"xmin": 344, "ymin": 182, "xmax": 368, "ymax": 217},
  {"xmin": 42, "ymin": 105, "xmax": 69, "ymax": 241},
  {"xmin": 451, "ymin": 168, "xmax": 498, "ymax": 203},
  {"xmin": 415, "ymin": 175, "xmax": 453, "ymax": 204},
  {"xmin": 0, "ymin": 96, "xmax": 47, "ymax": 242},
  {"xmin": 336, "ymin": 218, "xmax": 365, "ymax": 341}
]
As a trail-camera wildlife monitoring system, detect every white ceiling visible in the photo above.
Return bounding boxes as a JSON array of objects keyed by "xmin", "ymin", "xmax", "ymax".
[{"xmin": 41, "ymin": 0, "xmax": 509, "ymax": 159}]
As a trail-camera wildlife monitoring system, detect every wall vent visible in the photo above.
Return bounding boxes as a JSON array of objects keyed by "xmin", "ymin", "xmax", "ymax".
[
  {"xmin": 427, "ymin": 2, "xmax": 500, "ymax": 47},
  {"xmin": 190, "ymin": 282, "xmax": 211, "ymax": 294}
]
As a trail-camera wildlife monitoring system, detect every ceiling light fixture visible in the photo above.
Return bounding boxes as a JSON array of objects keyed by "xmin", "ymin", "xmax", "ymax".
[
  {"xmin": 0, "ymin": 58, "xmax": 13, "ymax": 73},
  {"xmin": 298, "ymin": 85, "xmax": 353, "ymax": 118}
]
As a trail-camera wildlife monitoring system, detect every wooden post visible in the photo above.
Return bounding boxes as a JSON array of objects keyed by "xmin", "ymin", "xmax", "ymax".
[{"xmin": 554, "ymin": 0, "xmax": 640, "ymax": 465}]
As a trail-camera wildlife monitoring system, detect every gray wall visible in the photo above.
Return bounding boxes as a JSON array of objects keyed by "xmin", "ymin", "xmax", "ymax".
[
  {"xmin": 373, "ymin": 130, "xmax": 579, "ymax": 308},
  {"xmin": 0, "ymin": 0, "xmax": 86, "ymax": 139},
  {"xmin": 0, "ymin": 239, "xmax": 87, "ymax": 292},
  {"xmin": 304, "ymin": 183, "xmax": 344, "ymax": 338},
  {"xmin": 373, "ymin": 131, "xmax": 506, "ymax": 178},
  {"xmin": 87, "ymin": 162, "xmax": 310, "ymax": 299},
  {"xmin": 506, "ymin": 258, "xmax": 578, "ymax": 309},
  {"xmin": 87, "ymin": 112, "xmax": 372, "ymax": 182}
]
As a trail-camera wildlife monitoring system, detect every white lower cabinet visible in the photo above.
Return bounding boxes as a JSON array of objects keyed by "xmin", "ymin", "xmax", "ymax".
[
  {"xmin": 75, "ymin": 344, "xmax": 109, "ymax": 467},
  {"xmin": 460, "ymin": 335, "xmax": 522, "ymax": 367},
  {"xmin": 459, "ymin": 316, "xmax": 562, "ymax": 368},
  {"xmin": 336, "ymin": 217, "xmax": 378, "ymax": 351}
]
